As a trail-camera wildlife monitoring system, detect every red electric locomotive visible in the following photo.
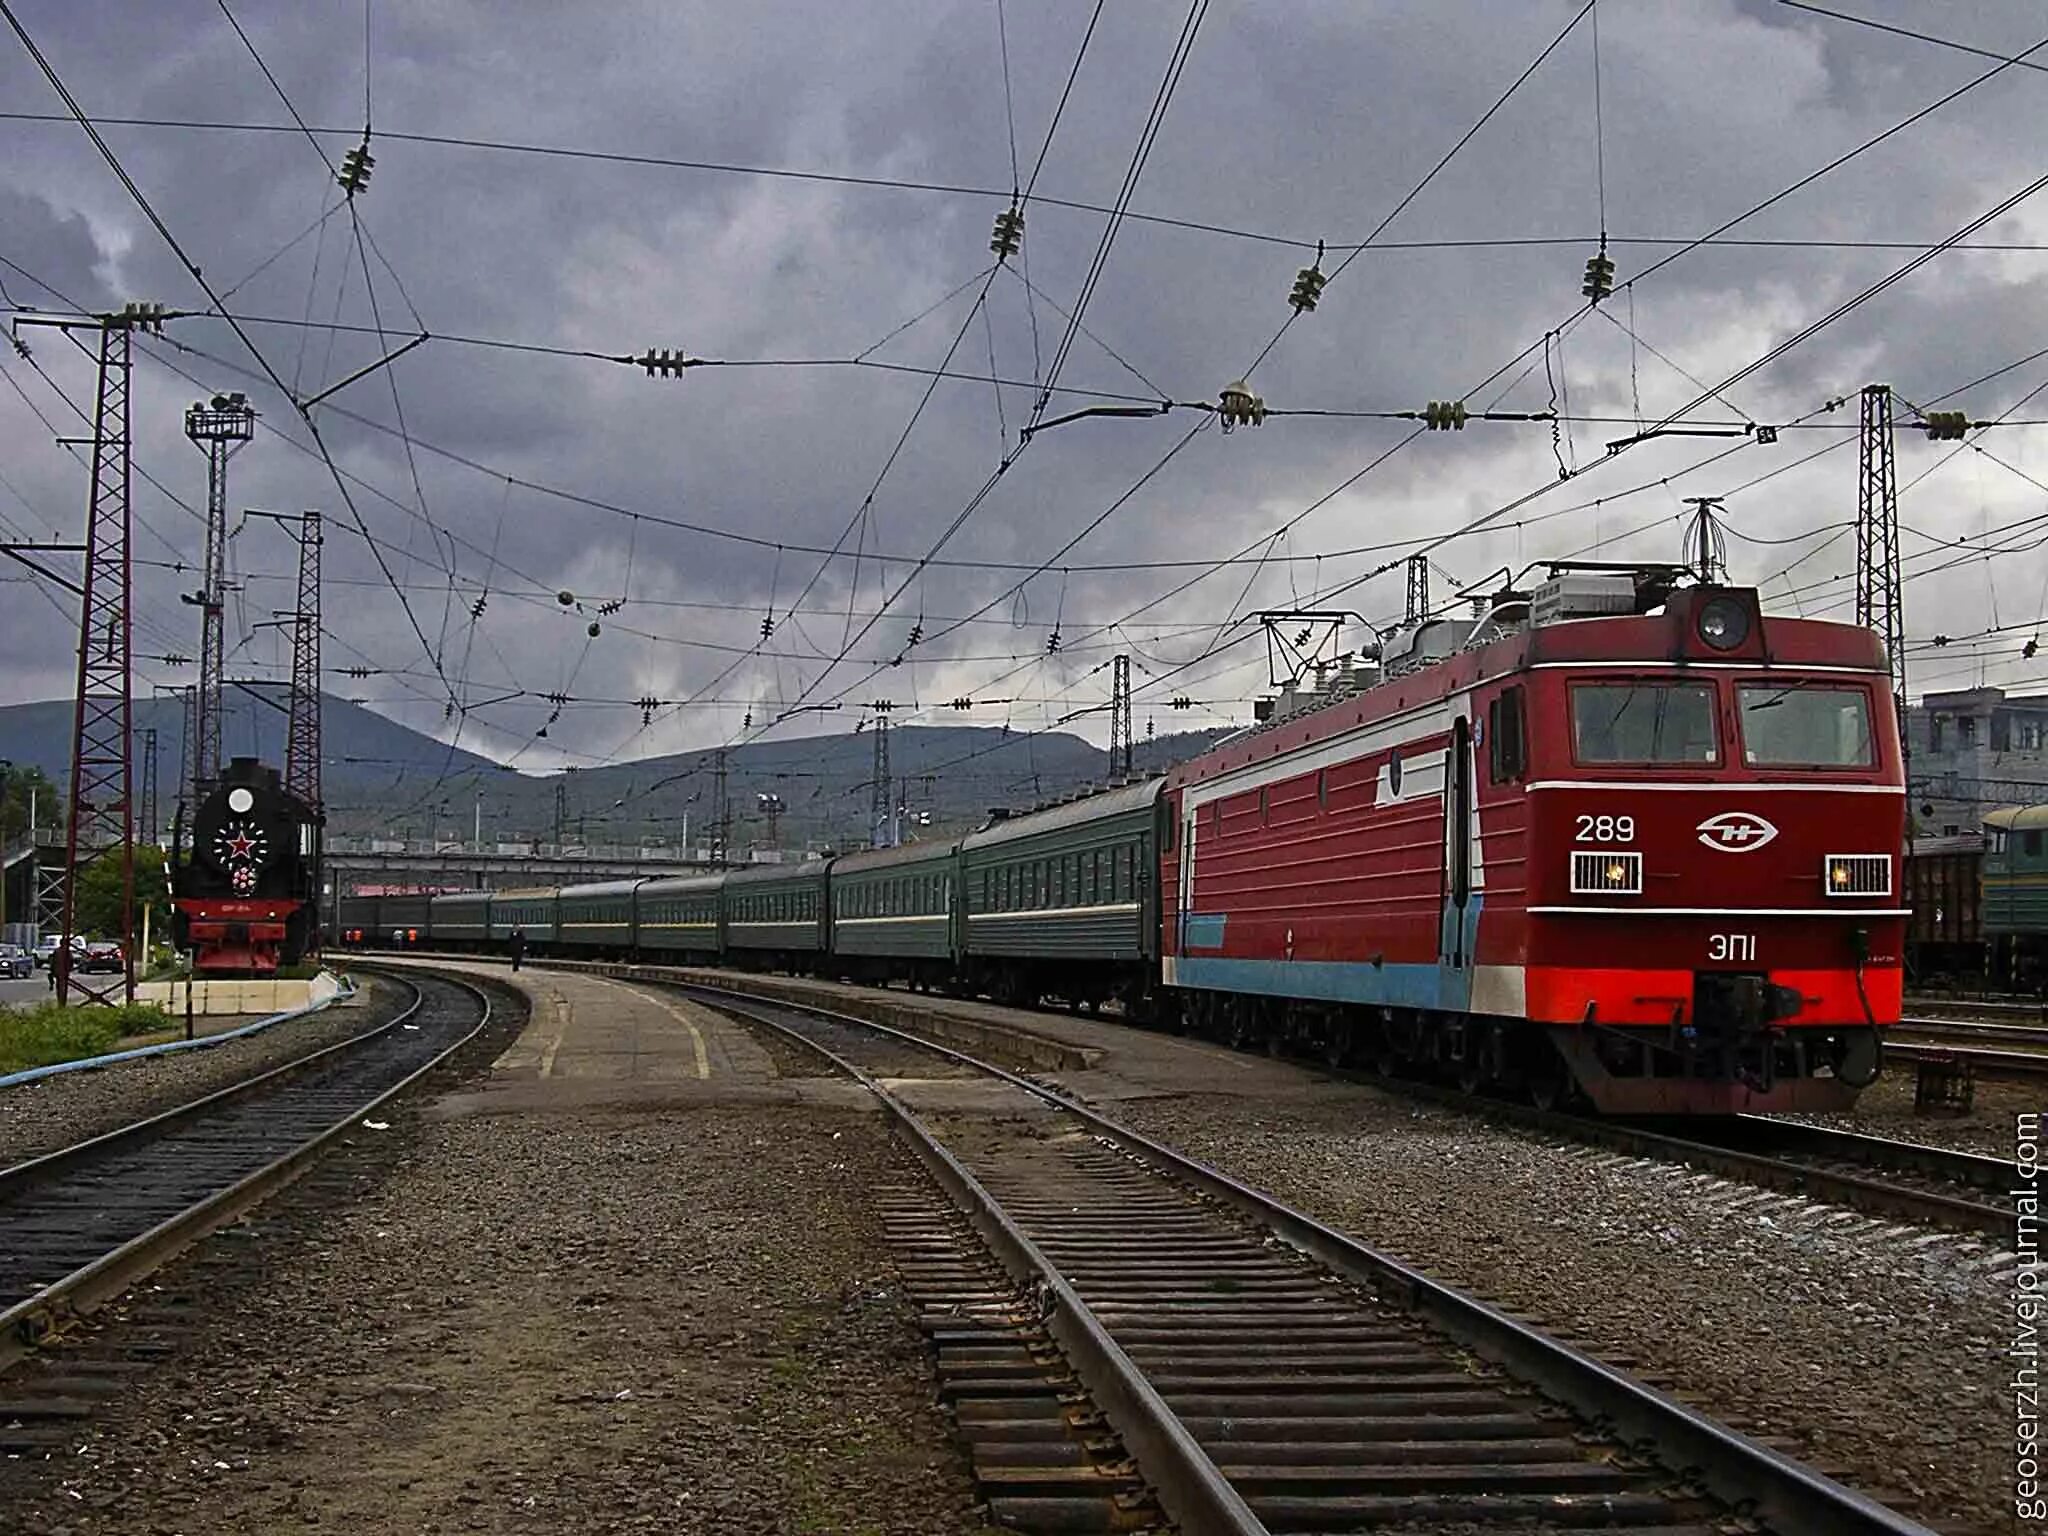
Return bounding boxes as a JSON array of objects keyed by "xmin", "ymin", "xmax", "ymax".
[{"xmin": 1161, "ymin": 567, "xmax": 1902, "ymax": 1114}]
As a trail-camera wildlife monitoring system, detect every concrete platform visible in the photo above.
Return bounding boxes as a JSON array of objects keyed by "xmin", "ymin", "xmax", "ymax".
[{"xmin": 367, "ymin": 956, "xmax": 877, "ymax": 1119}]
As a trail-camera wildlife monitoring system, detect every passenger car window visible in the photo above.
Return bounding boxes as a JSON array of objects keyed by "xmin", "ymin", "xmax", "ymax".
[
  {"xmin": 1571, "ymin": 683, "xmax": 1719, "ymax": 764},
  {"xmin": 1737, "ymin": 684, "xmax": 1875, "ymax": 768}
]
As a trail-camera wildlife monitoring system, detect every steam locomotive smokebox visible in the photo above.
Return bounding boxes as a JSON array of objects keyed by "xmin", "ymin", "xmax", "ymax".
[{"xmin": 174, "ymin": 755, "xmax": 320, "ymax": 976}]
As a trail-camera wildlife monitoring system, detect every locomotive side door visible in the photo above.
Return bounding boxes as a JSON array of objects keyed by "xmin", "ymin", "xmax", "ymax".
[
  {"xmin": 1175, "ymin": 803, "xmax": 1196, "ymax": 955},
  {"xmin": 1440, "ymin": 717, "xmax": 1473, "ymax": 969}
]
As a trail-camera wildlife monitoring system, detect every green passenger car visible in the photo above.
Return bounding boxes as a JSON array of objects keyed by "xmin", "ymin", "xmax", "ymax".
[
  {"xmin": 723, "ymin": 860, "xmax": 829, "ymax": 960},
  {"xmin": 959, "ymin": 778, "xmax": 1164, "ymax": 1008},
  {"xmin": 557, "ymin": 878, "xmax": 643, "ymax": 951},
  {"xmin": 830, "ymin": 839, "xmax": 961, "ymax": 978},
  {"xmin": 489, "ymin": 886, "xmax": 559, "ymax": 946},
  {"xmin": 635, "ymin": 872, "xmax": 724, "ymax": 958}
]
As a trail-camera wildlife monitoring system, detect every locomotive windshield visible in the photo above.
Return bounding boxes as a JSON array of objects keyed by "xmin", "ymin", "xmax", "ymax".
[
  {"xmin": 1737, "ymin": 683, "xmax": 1875, "ymax": 767},
  {"xmin": 1570, "ymin": 683, "xmax": 1719, "ymax": 764}
]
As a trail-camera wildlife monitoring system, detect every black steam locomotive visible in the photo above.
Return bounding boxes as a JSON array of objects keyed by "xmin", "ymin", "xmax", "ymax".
[{"xmin": 171, "ymin": 756, "xmax": 321, "ymax": 974}]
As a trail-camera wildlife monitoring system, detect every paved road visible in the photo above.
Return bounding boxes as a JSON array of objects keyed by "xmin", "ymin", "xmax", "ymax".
[{"xmin": 0, "ymin": 975, "xmax": 50, "ymax": 1009}]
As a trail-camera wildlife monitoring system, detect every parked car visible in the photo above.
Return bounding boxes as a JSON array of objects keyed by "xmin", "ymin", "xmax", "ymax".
[
  {"xmin": 78, "ymin": 941, "xmax": 124, "ymax": 975},
  {"xmin": 0, "ymin": 944, "xmax": 30, "ymax": 979},
  {"xmin": 31, "ymin": 936, "xmax": 62, "ymax": 969}
]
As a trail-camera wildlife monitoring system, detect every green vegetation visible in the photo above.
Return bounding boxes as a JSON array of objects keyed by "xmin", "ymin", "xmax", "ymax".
[
  {"xmin": 0, "ymin": 761, "xmax": 60, "ymax": 846},
  {"xmin": 0, "ymin": 1001, "xmax": 171, "ymax": 1074},
  {"xmin": 74, "ymin": 845, "xmax": 169, "ymax": 938}
]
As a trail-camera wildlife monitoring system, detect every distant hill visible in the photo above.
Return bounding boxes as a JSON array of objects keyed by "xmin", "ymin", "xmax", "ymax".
[
  {"xmin": 0, "ymin": 691, "xmax": 498, "ymax": 830},
  {"xmin": 344, "ymin": 723, "xmax": 1238, "ymax": 852},
  {"xmin": 0, "ymin": 693, "xmax": 1233, "ymax": 849}
]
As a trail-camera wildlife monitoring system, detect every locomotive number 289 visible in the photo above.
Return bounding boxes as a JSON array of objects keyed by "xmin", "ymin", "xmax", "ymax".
[{"xmin": 1575, "ymin": 814, "xmax": 1635, "ymax": 843}]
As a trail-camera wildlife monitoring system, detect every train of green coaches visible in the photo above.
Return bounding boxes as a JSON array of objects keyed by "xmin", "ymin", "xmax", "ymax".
[{"xmin": 334, "ymin": 776, "xmax": 1165, "ymax": 1014}]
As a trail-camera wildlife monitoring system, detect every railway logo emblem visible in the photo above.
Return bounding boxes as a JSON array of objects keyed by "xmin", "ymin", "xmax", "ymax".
[{"xmin": 1696, "ymin": 811, "xmax": 1778, "ymax": 852}]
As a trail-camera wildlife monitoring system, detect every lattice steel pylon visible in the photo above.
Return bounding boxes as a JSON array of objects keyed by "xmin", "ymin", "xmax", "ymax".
[
  {"xmin": 1405, "ymin": 555, "xmax": 1430, "ymax": 627},
  {"xmin": 139, "ymin": 727, "xmax": 158, "ymax": 849},
  {"xmin": 1109, "ymin": 655, "xmax": 1133, "ymax": 780},
  {"xmin": 1855, "ymin": 383, "xmax": 1906, "ymax": 764},
  {"xmin": 182, "ymin": 392, "xmax": 254, "ymax": 804},
  {"xmin": 57, "ymin": 317, "xmax": 140, "ymax": 1004},
  {"xmin": 870, "ymin": 709, "xmax": 893, "ymax": 848},
  {"xmin": 284, "ymin": 510, "xmax": 324, "ymax": 811}
]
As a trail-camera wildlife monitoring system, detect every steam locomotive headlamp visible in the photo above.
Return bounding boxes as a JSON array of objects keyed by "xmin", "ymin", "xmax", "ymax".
[
  {"xmin": 227, "ymin": 787, "xmax": 255, "ymax": 814},
  {"xmin": 1696, "ymin": 595, "xmax": 1750, "ymax": 651}
]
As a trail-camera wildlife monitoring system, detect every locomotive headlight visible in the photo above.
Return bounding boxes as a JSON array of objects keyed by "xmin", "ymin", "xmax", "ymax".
[
  {"xmin": 1697, "ymin": 595, "xmax": 1750, "ymax": 650},
  {"xmin": 227, "ymin": 786, "xmax": 255, "ymax": 814}
]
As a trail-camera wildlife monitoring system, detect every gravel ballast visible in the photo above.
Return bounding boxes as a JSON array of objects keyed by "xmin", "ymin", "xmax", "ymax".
[
  {"xmin": 0, "ymin": 1097, "xmax": 1001, "ymax": 1536},
  {"xmin": 0, "ymin": 977, "xmax": 402, "ymax": 1167},
  {"xmin": 1111, "ymin": 1088, "xmax": 2009, "ymax": 1531}
]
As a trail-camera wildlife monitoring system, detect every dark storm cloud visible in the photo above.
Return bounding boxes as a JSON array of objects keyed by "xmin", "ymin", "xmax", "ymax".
[{"xmin": 5, "ymin": 0, "xmax": 2048, "ymax": 760}]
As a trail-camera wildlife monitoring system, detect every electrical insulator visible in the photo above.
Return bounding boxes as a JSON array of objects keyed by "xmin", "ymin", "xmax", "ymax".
[
  {"xmin": 990, "ymin": 204, "xmax": 1024, "ymax": 261},
  {"xmin": 1170, "ymin": 696, "xmax": 1192, "ymax": 709},
  {"xmin": 598, "ymin": 598, "xmax": 622, "ymax": 615},
  {"xmin": 443, "ymin": 700, "xmax": 454, "ymax": 721},
  {"xmin": 117, "ymin": 301, "xmax": 168, "ymax": 333},
  {"xmin": 1218, "ymin": 379, "xmax": 1266, "ymax": 433},
  {"xmin": 2027, "ymin": 638, "xmax": 2041, "ymax": 659},
  {"xmin": 1922, "ymin": 411, "xmax": 1969, "ymax": 441},
  {"xmin": 907, "ymin": 622, "xmax": 923, "ymax": 647},
  {"xmin": 1581, "ymin": 250, "xmax": 1615, "ymax": 303},
  {"xmin": 1423, "ymin": 400, "xmax": 1469, "ymax": 431},
  {"xmin": 638, "ymin": 695, "xmax": 659, "ymax": 725},
  {"xmin": 338, "ymin": 143, "xmax": 376, "ymax": 196},
  {"xmin": 743, "ymin": 712, "xmax": 753, "ymax": 728},
  {"xmin": 1288, "ymin": 263, "xmax": 1326, "ymax": 314},
  {"xmin": 950, "ymin": 697, "xmax": 971, "ymax": 710},
  {"xmin": 760, "ymin": 615, "xmax": 775, "ymax": 639},
  {"xmin": 471, "ymin": 594, "xmax": 488, "ymax": 619},
  {"xmin": 1146, "ymin": 718, "xmax": 1155, "ymax": 738},
  {"xmin": 635, "ymin": 348, "xmax": 690, "ymax": 378}
]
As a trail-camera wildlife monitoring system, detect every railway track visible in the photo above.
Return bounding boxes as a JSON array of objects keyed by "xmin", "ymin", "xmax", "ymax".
[
  {"xmin": 0, "ymin": 968, "xmax": 491, "ymax": 1380},
  {"xmin": 677, "ymin": 979, "xmax": 1932, "ymax": 1536}
]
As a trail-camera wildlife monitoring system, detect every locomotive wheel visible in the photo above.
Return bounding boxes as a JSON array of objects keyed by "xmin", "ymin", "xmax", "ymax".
[
  {"xmin": 1322, "ymin": 1020, "xmax": 1352, "ymax": 1069},
  {"xmin": 1526, "ymin": 1046, "xmax": 1567, "ymax": 1112},
  {"xmin": 1226, "ymin": 1003, "xmax": 1257, "ymax": 1052}
]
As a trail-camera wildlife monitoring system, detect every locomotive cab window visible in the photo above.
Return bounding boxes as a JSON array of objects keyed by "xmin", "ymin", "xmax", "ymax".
[
  {"xmin": 1737, "ymin": 683, "xmax": 1875, "ymax": 768},
  {"xmin": 1488, "ymin": 686, "xmax": 1527, "ymax": 782},
  {"xmin": 1570, "ymin": 683, "xmax": 1719, "ymax": 765}
]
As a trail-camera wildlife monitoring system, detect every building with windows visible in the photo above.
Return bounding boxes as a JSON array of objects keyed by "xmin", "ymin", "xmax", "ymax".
[{"xmin": 1907, "ymin": 686, "xmax": 2048, "ymax": 835}]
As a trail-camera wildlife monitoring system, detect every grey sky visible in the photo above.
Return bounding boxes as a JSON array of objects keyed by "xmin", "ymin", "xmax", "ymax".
[{"xmin": 3, "ymin": 0, "xmax": 2046, "ymax": 769}]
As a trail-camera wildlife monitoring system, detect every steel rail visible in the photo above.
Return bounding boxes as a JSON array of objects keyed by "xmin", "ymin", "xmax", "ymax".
[
  {"xmin": 1896, "ymin": 1015, "xmax": 2048, "ymax": 1047},
  {"xmin": 1887, "ymin": 1040, "xmax": 2048, "ymax": 1078},
  {"xmin": 0, "ymin": 970, "xmax": 491, "ymax": 1372},
  {"xmin": 664, "ymin": 974, "xmax": 1934, "ymax": 1536},
  {"xmin": 702, "ymin": 986, "xmax": 1265, "ymax": 1536}
]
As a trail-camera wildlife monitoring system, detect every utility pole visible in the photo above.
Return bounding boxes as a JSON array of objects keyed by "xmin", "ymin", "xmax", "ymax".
[
  {"xmin": 1404, "ymin": 554, "xmax": 1430, "ymax": 627},
  {"xmin": 139, "ymin": 727, "xmax": 158, "ymax": 848},
  {"xmin": 177, "ymin": 684, "xmax": 198, "ymax": 826},
  {"xmin": 1109, "ymin": 655, "xmax": 1133, "ymax": 780},
  {"xmin": 553, "ymin": 779, "xmax": 567, "ymax": 848},
  {"xmin": 283, "ymin": 510, "xmax": 323, "ymax": 811},
  {"xmin": 713, "ymin": 746, "xmax": 730, "ymax": 864},
  {"xmin": 1855, "ymin": 383, "xmax": 1906, "ymax": 767},
  {"xmin": 182, "ymin": 392, "xmax": 254, "ymax": 804},
  {"xmin": 870, "ymin": 706, "xmax": 893, "ymax": 848}
]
